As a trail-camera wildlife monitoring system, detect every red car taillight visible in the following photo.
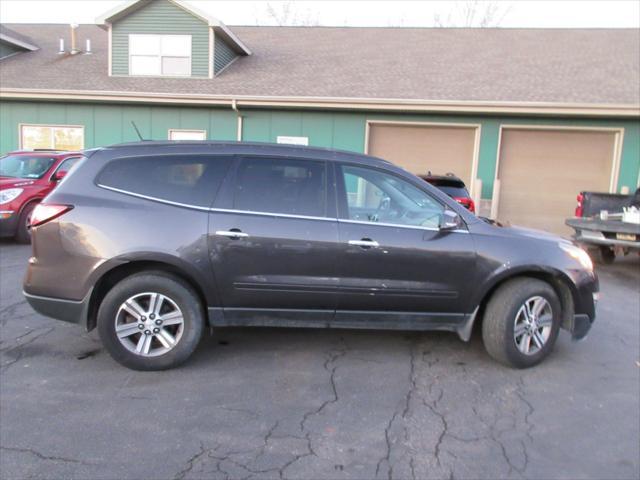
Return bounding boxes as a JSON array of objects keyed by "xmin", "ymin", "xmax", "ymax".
[
  {"xmin": 575, "ymin": 193, "xmax": 584, "ymax": 217},
  {"xmin": 30, "ymin": 204, "xmax": 73, "ymax": 228},
  {"xmin": 454, "ymin": 197, "xmax": 475, "ymax": 213}
]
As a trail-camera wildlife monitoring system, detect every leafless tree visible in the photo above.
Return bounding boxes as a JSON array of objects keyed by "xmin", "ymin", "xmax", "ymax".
[
  {"xmin": 261, "ymin": 1, "xmax": 320, "ymax": 26},
  {"xmin": 433, "ymin": 1, "xmax": 511, "ymax": 27}
]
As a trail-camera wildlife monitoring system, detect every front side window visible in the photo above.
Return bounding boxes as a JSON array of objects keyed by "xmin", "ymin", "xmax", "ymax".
[
  {"xmin": 168, "ymin": 129, "xmax": 206, "ymax": 141},
  {"xmin": 20, "ymin": 125, "xmax": 84, "ymax": 151},
  {"xmin": 97, "ymin": 155, "xmax": 232, "ymax": 207},
  {"xmin": 0, "ymin": 155, "xmax": 56, "ymax": 179},
  {"xmin": 129, "ymin": 34, "xmax": 191, "ymax": 76},
  {"xmin": 234, "ymin": 157, "xmax": 326, "ymax": 217},
  {"xmin": 341, "ymin": 165, "xmax": 444, "ymax": 229}
]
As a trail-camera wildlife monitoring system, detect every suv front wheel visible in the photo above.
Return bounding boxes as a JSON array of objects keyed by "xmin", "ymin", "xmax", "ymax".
[
  {"xmin": 482, "ymin": 278, "xmax": 561, "ymax": 368},
  {"xmin": 97, "ymin": 272, "xmax": 204, "ymax": 370}
]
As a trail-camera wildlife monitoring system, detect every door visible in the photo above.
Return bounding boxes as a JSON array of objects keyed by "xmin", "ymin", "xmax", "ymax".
[
  {"xmin": 335, "ymin": 163, "xmax": 477, "ymax": 318},
  {"xmin": 496, "ymin": 128, "xmax": 618, "ymax": 235},
  {"xmin": 367, "ymin": 122, "xmax": 478, "ymax": 188},
  {"xmin": 208, "ymin": 156, "xmax": 339, "ymax": 320}
]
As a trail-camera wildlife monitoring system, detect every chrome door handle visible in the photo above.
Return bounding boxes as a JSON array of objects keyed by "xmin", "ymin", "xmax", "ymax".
[
  {"xmin": 216, "ymin": 230, "xmax": 249, "ymax": 239},
  {"xmin": 348, "ymin": 239, "xmax": 379, "ymax": 248}
]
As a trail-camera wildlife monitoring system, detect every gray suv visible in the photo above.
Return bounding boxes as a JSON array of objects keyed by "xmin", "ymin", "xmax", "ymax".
[{"xmin": 23, "ymin": 142, "xmax": 598, "ymax": 370}]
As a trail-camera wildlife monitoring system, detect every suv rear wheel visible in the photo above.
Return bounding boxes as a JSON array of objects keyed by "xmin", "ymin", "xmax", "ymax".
[
  {"xmin": 482, "ymin": 278, "xmax": 561, "ymax": 368},
  {"xmin": 97, "ymin": 272, "xmax": 204, "ymax": 370}
]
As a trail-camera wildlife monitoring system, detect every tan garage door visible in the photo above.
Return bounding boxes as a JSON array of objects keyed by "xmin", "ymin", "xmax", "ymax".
[
  {"xmin": 368, "ymin": 123, "xmax": 477, "ymax": 188},
  {"xmin": 497, "ymin": 128, "xmax": 617, "ymax": 236}
]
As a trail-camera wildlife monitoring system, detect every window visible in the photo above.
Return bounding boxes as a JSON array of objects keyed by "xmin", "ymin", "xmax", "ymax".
[
  {"xmin": 54, "ymin": 156, "xmax": 82, "ymax": 177},
  {"xmin": 168, "ymin": 129, "xmax": 207, "ymax": 141},
  {"xmin": 129, "ymin": 34, "xmax": 191, "ymax": 76},
  {"xmin": 0, "ymin": 155, "xmax": 56, "ymax": 179},
  {"xmin": 20, "ymin": 125, "xmax": 84, "ymax": 151},
  {"xmin": 340, "ymin": 165, "xmax": 444, "ymax": 229},
  {"xmin": 97, "ymin": 155, "xmax": 233, "ymax": 207},
  {"xmin": 234, "ymin": 158, "xmax": 326, "ymax": 217}
]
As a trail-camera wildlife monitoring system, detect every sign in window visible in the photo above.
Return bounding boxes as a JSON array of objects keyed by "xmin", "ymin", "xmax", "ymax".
[
  {"xmin": 129, "ymin": 34, "xmax": 192, "ymax": 77},
  {"xmin": 20, "ymin": 125, "xmax": 84, "ymax": 151},
  {"xmin": 168, "ymin": 129, "xmax": 207, "ymax": 141}
]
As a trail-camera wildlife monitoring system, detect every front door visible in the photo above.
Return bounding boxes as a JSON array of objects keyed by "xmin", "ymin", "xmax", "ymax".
[
  {"xmin": 208, "ymin": 156, "xmax": 339, "ymax": 322},
  {"xmin": 334, "ymin": 163, "xmax": 477, "ymax": 320}
]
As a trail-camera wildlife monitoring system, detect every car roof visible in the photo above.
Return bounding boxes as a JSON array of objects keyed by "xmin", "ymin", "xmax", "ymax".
[
  {"xmin": 419, "ymin": 173, "xmax": 466, "ymax": 184},
  {"xmin": 98, "ymin": 140, "xmax": 394, "ymax": 168},
  {"xmin": 6, "ymin": 150, "xmax": 83, "ymax": 158}
]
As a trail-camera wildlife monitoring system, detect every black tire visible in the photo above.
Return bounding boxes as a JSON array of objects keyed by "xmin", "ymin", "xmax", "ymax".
[
  {"xmin": 15, "ymin": 202, "xmax": 36, "ymax": 244},
  {"xmin": 482, "ymin": 278, "xmax": 562, "ymax": 369},
  {"xmin": 97, "ymin": 271, "xmax": 204, "ymax": 371}
]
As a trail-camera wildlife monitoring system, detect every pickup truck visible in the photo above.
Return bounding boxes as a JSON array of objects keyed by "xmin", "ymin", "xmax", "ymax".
[{"xmin": 565, "ymin": 189, "xmax": 640, "ymax": 263}]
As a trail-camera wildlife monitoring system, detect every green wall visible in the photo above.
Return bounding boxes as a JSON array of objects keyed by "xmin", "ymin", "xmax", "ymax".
[
  {"xmin": 1, "ymin": 100, "xmax": 638, "ymax": 198},
  {"xmin": 214, "ymin": 34, "xmax": 237, "ymax": 74},
  {"xmin": 111, "ymin": 0, "xmax": 210, "ymax": 77}
]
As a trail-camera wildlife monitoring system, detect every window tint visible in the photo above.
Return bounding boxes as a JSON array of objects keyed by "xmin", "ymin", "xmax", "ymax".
[
  {"xmin": 341, "ymin": 165, "xmax": 444, "ymax": 229},
  {"xmin": 234, "ymin": 157, "xmax": 326, "ymax": 217},
  {"xmin": 56, "ymin": 157, "xmax": 81, "ymax": 174},
  {"xmin": 97, "ymin": 155, "xmax": 232, "ymax": 207}
]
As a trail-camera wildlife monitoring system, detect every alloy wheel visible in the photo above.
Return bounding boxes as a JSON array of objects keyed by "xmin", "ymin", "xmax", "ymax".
[
  {"xmin": 513, "ymin": 296, "xmax": 553, "ymax": 355},
  {"xmin": 114, "ymin": 292, "xmax": 185, "ymax": 357}
]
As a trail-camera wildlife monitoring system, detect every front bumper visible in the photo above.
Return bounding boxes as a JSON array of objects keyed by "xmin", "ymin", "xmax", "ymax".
[
  {"xmin": 0, "ymin": 211, "xmax": 18, "ymax": 237},
  {"xmin": 570, "ymin": 291, "xmax": 598, "ymax": 340},
  {"xmin": 23, "ymin": 289, "xmax": 92, "ymax": 327}
]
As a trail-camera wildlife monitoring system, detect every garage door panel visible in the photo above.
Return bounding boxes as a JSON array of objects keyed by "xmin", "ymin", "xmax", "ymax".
[
  {"xmin": 497, "ymin": 129, "xmax": 616, "ymax": 235},
  {"xmin": 368, "ymin": 124, "xmax": 476, "ymax": 187}
]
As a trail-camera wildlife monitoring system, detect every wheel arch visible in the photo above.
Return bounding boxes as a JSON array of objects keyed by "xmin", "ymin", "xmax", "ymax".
[
  {"xmin": 470, "ymin": 267, "xmax": 577, "ymax": 337},
  {"xmin": 85, "ymin": 258, "xmax": 211, "ymax": 332}
]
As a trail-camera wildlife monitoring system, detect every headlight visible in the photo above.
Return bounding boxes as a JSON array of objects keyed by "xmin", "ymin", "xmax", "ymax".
[
  {"xmin": 0, "ymin": 188, "xmax": 23, "ymax": 205},
  {"xmin": 559, "ymin": 243, "xmax": 593, "ymax": 271}
]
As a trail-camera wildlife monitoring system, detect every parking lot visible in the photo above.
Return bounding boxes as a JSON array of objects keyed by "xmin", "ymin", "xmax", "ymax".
[{"xmin": 0, "ymin": 241, "xmax": 638, "ymax": 480}]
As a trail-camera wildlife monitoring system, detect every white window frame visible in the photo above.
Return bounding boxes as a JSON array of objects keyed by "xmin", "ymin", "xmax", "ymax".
[
  {"xmin": 19, "ymin": 124, "xmax": 85, "ymax": 150},
  {"xmin": 168, "ymin": 129, "xmax": 207, "ymax": 141},
  {"xmin": 128, "ymin": 34, "xmax": 192, "ymax": 77}
]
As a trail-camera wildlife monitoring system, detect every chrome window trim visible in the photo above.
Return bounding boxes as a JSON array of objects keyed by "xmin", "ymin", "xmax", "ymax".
[
  {"xmin": 97, "ymin": 184, "xmax": 468, "ymax": 232},
  {"xmin": 338, "ymin": 218, "xmax": 468, "ymax": 234}
]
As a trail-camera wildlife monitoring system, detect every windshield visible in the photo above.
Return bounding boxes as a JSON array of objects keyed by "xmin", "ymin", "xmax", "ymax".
[{"xmin": 0, "ymin": 155, "xmax": 56, "ymax": 179}]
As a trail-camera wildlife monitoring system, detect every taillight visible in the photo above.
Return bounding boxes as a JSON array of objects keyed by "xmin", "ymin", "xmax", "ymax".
[
  {"xmin": 30, "ymin": 204, "xmax": 73, "ymax": 228},
  {"xmin": 454, "ymin": 197, "xmax": 475, "ymax": 214},
  {"xmin": 575, "ymin": 193, "xmax": 584, "ymax": 217}
]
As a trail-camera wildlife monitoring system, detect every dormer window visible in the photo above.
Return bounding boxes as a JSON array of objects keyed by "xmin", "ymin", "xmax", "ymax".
[{"xmin": 129, "ymin": 34, "xmax": 191, "ymax": 76}]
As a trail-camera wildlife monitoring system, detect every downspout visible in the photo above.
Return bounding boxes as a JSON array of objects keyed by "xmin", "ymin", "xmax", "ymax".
[{"xmin": 232, "ymin": 99, "xmax": 243, "ymax": 142}]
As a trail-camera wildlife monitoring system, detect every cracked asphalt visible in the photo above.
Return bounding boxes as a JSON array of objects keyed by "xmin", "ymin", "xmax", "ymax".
[{"xmin": 1, "ymin": 241, "xmax": 639, "ymax": 480}]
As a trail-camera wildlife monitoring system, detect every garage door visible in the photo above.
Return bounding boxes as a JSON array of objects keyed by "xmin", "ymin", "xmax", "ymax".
[
  {"xmin": 367, "ymin": 123, "xmax": 477, "ymax": 188},
  {"xmin": 496, "ymin": 128, "xmax": 617, "ymax": 236}
]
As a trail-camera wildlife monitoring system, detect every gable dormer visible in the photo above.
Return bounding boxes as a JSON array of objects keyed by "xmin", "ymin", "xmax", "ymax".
[
  {"xmin": 96, "ymin": 0, "xmax": 250, "ymax": 78},
  {"xmin": 0, "ymin": 25, "xmax": 38, "ymax": 60}
]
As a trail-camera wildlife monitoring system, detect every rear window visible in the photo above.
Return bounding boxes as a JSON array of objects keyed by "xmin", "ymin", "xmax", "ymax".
[
  {"xmin": 97, "ymin": 155, "xmax": 232, "ymax": 207},
  {"xmin": 0, "ymin": 155, "xmax": 56, "ymax": 179},
  {"xmin": 422, "ymin": 178, "xmax": 469, "ymax": 198}
]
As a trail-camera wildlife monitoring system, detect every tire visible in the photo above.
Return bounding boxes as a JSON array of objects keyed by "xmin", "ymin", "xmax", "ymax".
[
  {"xmin": 97, "ymin": 271, "xmax": 204, "ymax": 371},
  {"xmin": 482, "ymin": 278, "xmax": 562, "ymax": 369},
  {"xmin": 15, "ymin": 202, "xmax": 37, "ymax": 244}
]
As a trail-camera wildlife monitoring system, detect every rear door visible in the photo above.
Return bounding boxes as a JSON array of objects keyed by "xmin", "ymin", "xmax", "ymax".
[
  {"xmin": 334, "ymin": 163, "xmax": 477, "ymax": 317},
  {"xmin": 208, "ymin": 156, "xmax": 339, "ymax": 320}
]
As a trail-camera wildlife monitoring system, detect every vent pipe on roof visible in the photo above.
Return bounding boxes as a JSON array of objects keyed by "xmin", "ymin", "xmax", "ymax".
[
  {"xmin": 58, "ymin": 38, "xmax": 65, "ymax": 54},
  {"xmin": 85, "ymin": 39, "xmax": 92, "ymax": 55},
  {"xmin": 70, "ymin": 24, "xmax": 79, "ymax": 55}
]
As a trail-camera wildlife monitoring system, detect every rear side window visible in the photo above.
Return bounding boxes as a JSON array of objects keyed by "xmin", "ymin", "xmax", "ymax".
[
  {"xmin": 234, "ymin": 157, "xmax": 326, "ymax": 217},
  {"xmin": 97, "ymin": 155, "xmax": 232, "ymax": 207}
]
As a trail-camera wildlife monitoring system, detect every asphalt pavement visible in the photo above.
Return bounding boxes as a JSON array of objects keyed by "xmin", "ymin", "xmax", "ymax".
[{"xmin": 1, "ymin": 241, "xmax": 638, "ymax": 480}]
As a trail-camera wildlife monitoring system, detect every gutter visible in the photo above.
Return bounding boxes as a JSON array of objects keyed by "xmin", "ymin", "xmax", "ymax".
[
  {"xmin": 1, "ymin": 88, "xmax": 639, "ymax": 118},
  {"xmin": 232, "ymin": 98, "xmax": 242, "ymax": 141}
]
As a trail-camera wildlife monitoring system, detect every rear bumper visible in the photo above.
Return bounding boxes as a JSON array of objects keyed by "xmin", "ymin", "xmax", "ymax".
[{"xmin": 23, "ymin": 289, "xmax": 92, "ymax": 327}]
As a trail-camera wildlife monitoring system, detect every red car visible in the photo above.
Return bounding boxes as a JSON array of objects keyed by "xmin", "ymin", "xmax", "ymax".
[
  {"xmin": 419, "ymin": 172, "xmax": 476, "ymax": 213},
  {"xmin": 0, "ymin": 150, "xmax": 82, "ymax": 243}
]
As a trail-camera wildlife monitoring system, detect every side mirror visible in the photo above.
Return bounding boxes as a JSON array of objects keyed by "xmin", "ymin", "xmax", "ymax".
[
  {"xmin": 53, "ymin": 170, "xmax": 67, "ymax": 181},
  {"xmin": 440, "ymin": 210, "xmax": 461, "ymax": 231}
]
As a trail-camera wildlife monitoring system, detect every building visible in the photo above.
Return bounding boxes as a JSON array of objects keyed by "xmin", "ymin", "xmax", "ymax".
[{"xmin": 1, "ymin": 0, "xmax": 639, "ymax": 234}]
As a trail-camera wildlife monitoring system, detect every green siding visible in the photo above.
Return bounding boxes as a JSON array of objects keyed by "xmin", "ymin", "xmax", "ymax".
[
  {"xmin": 1, "ymin": 100, "xmax": 638, "ymax": 198},
  {"xmin": 111, "ymin": 0, "xmax": 210, "ymax": 77},
  {"xmin": 214, "ymin": 34, "xmax": 237, "ymax": 74},
  {"xmin": 0, "ymin": 41, "xmax": 21, "ymax": 59}
]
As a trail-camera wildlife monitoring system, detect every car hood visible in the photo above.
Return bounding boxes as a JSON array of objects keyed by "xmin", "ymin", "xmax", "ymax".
[
  {"xmin": 489, "ymin": 222, "xmax": 569, "ymax": 244},
  {"xmin": 0, "ymin": 177, "xmax": 36, "ymax": 188}
]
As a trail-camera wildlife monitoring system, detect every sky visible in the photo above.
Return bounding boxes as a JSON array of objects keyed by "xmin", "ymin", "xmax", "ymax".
[{"xmin": 0, "ymin": 0, "xmax": 639, "ymax": 28}]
